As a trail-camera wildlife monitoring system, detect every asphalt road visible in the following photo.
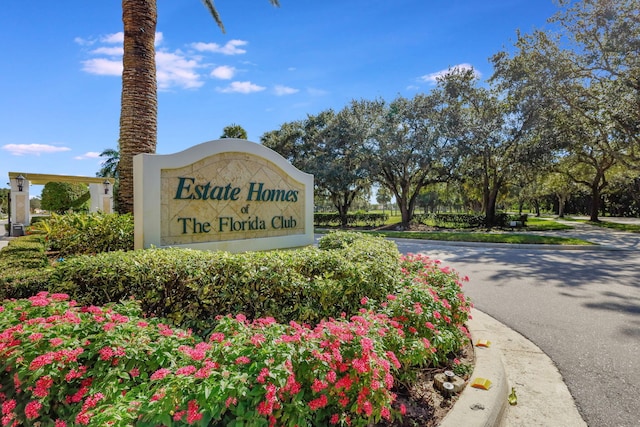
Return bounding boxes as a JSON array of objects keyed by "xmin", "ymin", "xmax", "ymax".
[{"xmin": 391, "ymin": 222, "xmax": 640, "ymax": 427}]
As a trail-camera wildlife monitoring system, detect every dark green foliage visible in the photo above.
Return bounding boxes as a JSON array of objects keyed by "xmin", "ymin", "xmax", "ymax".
[
  {"xmin": 413, "ymin": 212, "xmax": 528, "ymax": 228},
  {"xmin": 414, "ymin": 213, "xmax": 487, "ymax": 228},
  {"xmin": 0, "ymin": 235, "xmax": 52, "ymax": 299},
  {"xmin": 49, "ymin": 232, "xmax": 401, "ymax": 333},
  {"xmin": 314, "ymin": 212, "xmax": 389, "ymax": 227},
  {"xmin": 40, "ymin": 182, "xmax": 90, "ymax": 213}
]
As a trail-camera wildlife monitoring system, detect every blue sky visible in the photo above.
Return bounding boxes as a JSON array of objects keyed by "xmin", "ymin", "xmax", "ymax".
[{"xmin": 1, "ymin": 0, "xmax": 558, "ymax": 196}]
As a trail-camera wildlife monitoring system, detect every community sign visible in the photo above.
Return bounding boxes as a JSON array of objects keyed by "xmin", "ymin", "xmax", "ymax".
[{"xmin": 133, "ymin": 139, "xmax": 314, "ymax": 252}]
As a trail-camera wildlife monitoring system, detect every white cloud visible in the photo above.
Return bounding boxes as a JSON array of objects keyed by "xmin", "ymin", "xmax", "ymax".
[
  {"xmin": 307, "ymin": 87, "xmax": 328, "ymax": 96},
  {"xmin": 419, "ymin": 63, "xmax": 481, "ymax": 84},
  {"xmin": 74, "ymin": 37, "xmax": 95, "ymax": 46},
  {"xmin": 82, "ymin": 58, "xmax": 122, "ymax": 76},
  {"xmin": 74, "ymin": 152, "xmax": 101, "ymax": 160},
  {"xmin": 78, "ymin": 33, "xmax": 256, "ymax": 90},
  {"xmin": 211, "ymin": 65, "xmax": 236, "ymax": 80},
  {"xmin": 274, "ymin": 85, "xmax": 299, "ymax": 96},
  {"xmin": 101, "ymin": 32, "xmax": 124, "ymax": 44},
  {"xmin": 156, "ymin": 51, "xmax": 204, "ymax": 89},
  {"xmin": 217, "ymin": 81, "xmax": 266, "ymax": 94},
  {"xmin": 191, "ymin": 39, "xmax": 248, "ymax": 55},
  {"xmin": 90, "ymin": 46, "xmax": 123, "ymax": 56},
  {"xmin": 2, "ymin": 144, "xmax": 72, "ymax": 156}
]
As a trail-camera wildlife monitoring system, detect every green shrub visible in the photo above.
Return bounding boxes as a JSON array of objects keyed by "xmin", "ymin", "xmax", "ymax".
[
  {"xmin": 314, "ymin": 212, "xmax": 389, "ymax": 227},
  {"xmin": 30, "ymin": 212, "xmax": 134, "ymax": 256},
  {"xmin": 49, "ymin": 232, "xmax": 401, "ymax": 333},
  {"xmin": 0, "ymin": 235, "xmax": 52, "ymax": 300}
]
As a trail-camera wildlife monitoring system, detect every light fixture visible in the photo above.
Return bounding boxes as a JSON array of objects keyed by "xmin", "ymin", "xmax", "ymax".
[
  {"xmin": 16, "ymin": 174, "xmax": 25, "ymax": 192},
  {"xmin": 103, "ymin": 180, "xmax": 110, "ymax": 195}
]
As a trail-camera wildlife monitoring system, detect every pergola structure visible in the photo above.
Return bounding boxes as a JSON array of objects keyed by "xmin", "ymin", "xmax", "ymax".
[{"xmin": 7, "ymin": 172, "xmax": 115, "ymax": 236}]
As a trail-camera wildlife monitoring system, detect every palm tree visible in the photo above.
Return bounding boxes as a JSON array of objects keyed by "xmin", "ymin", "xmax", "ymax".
[
  {"xmin": 96, "ymin": 148, "xmax": 120, "ymax": 178},
  {"xmin": 117, "ymin": 0, "xmax": 280, "ymax": 214},
  {"xmin": 220, "ymin": 123, "xmax": 248, "ymax": 139}
]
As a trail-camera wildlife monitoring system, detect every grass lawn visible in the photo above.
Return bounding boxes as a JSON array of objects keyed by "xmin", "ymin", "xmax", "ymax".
[
  {"xmin": 524, "ymin": 217, "xmax": 574, "ymax": 231},
  {"xmin": 364, "ymin": 230, "xmax": 593, "ymax": 245},
  {"xmin": 576, "ymin": 220, "xmax": 640, "ymax": 233},
  {"xmin": 318, "ymin": 214, "xmax": 590, "ymax": 245}
]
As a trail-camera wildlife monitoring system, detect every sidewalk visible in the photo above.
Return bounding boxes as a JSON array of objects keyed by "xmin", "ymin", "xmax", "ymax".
[{"xmin": 442, "ymin": 309, "xmax": 586, "ymax": 427}]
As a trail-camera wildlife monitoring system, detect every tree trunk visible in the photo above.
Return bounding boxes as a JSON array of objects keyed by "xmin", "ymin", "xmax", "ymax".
[
  {"xmin": 557, "ymin": 195, "xmax": 565, "ymax": 218},
  {"xmin": 484, "ymin": 184, "xmax": 501, "ymax": 227},
  {"xmin": 118, "ymin": 0, "xmax": 158, "ymax": 214},
  {"xmin": 589, "ymin": 185, "xmax": 601, "ymax": 222}
]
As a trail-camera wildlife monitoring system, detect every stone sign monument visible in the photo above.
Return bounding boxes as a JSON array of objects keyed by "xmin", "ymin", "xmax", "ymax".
[{"xmin": 134, "ymin": 139, "xmax": 314, "ymax": 252}]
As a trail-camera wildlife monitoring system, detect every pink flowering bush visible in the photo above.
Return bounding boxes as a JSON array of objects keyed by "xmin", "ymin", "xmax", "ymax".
[{"xmin": 0, "ymin": 252, "xmax": 472, "ymax": 426}]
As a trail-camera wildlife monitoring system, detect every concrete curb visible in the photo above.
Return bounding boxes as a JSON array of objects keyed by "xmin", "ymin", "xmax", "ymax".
[
  {"xmin": 441, "ymin": 309, "xmax": 587, "ymax": 427},
  {"xmin": 440, "ymin": 311, "xmax": 509, "ymax": 427},
  {"xmin": 393, "ymin": 237, "xmax": 623, "ymax": 251}
]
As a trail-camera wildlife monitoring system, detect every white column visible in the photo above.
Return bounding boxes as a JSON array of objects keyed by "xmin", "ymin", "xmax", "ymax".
[
  {"xmin": 10, "ymin": 177, "xmax": 30, "ymax": 235},
  {"xmin": 89, "ymin": 182, "xmax": 114, "ymax": 213}
]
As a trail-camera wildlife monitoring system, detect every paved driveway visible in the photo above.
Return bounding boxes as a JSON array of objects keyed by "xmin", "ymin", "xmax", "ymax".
[{"xmin": 391, "ymin": 222, "xmax": 640, "ymax": 427}]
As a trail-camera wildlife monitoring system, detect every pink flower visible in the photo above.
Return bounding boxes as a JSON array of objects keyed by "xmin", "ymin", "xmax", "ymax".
[
  {"xmin": 250, "ymin": 334, "xmax": 266, "ymax": 346},
  {"xmin": 381, "ymin": 406, "xmax": 391, "ymax": 420},
  {"xmin": 308, "ymin": 394, "xmax": 328, "ymax": 411},
  {"xmin": 99, "ymin": 346, "xmax": 115, "ymax": 361},
  {"xmin": 25, "ymin": 400, "xmax": 42, "ymax": 420},
  {"xmin": 176, "ymin": 365, "xmax": 197, "ymax": 376},
  {"xmin": 386, "ymin": 294, "xmax": 397, "ymax": 300},
  {"xmin": 311, "ymin": 378, "xmax": 328, "ymax": 393},
  {"xmin": 186, "ymin": 400, "xmax": 203, "ymax": 424},
  {"xmin": 2, "ymin": 399, "xmax": 17, "ymax": 415},
  {"xmin": 29, "ymin": 352, "xmax": 55, "ymax": 370},
  {"xmin": 425, "ymin": 321, "xmax": 435, "ymax": 330},
  {"xmin": 209, "ymin": 332, "xmax": 225, "ymax": 343},
  {"xmin": 257, "ymin": 400, "xmax": 274, "ymax": 416},
  {"xmin": 360, "ymin": 296, "xmax": 368, "ymax": 305},
  {"xmin": 150, "ymin": 368, "xmax": 171, "ymax": 381},
  {"xmin": 129, "ymin": 368, "xmax": 140, "ymax": 378},
  {"xmin": 49, "ymin": 337, "xmax": 64, "ymax": 347},
  {"xmin": 235, "ymin": 356, "xmax": 250, "ymax": 365},
  {"xmin": 360, "ymin": 400, "xmax": 373, "ymax": 416},
  {"xmin": 330, "ymin": 414, "xmax": 340, "ymax": 424},
  {"xmin": 75, "ymin": 412, "xmax": 91, "ymax": 425},
  {"xmin": 33, "ymin": 375, "xmax": 54, "ymax": 397},
  {"xmin": 225, "ymin": 396, "xmax": 238, "ymax": 408},
  {"xmin": 257, "ymin": 367, "xmax": 270, "ymax": 384},
  {"xmin": 54, "ymin": 420, "xmax": 67, "ymax": 427},
  {"xmin": 28, "ymin": 333, "xmax": 43, "ymax": 341}
]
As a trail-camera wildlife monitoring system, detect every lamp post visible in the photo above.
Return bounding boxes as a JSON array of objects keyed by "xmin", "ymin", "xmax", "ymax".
[
  {"xmin": 103, "ymin": 180, "xmax": 110, "ymax": 195},
  {"xmin": 16, "ymin": 174, "xmax": 25, "ymax": 192}
]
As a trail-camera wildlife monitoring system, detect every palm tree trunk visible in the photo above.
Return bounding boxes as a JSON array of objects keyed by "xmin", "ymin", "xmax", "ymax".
[{"xmin": 118, "ymin": 0, "xmax": 158, "ymax": 214}]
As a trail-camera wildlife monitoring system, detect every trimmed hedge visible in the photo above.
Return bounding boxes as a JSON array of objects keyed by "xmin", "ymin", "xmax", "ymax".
[
  {"xmin": 0, "ymin": 234, "xmax": 52, "ymax": 300},
  {"xmin": 49, "ymin": 232, "xmax": 402, "ymax": 333},
  {"xmin": 414, "ymin": 212, "xmax": 528, "ymax": 228},
  {"xmin": 314, "ymin": 212, "xmax": 389, "ymax": 227}
]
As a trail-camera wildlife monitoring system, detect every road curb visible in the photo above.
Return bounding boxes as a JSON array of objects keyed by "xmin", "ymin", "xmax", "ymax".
[
  {"xmin": 396, "ymin": 238, "xmax": 623, "ymax": 251},
  {"xmin": 440, "ymin": 312, "xmax": 509, "ymax": 427}
]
